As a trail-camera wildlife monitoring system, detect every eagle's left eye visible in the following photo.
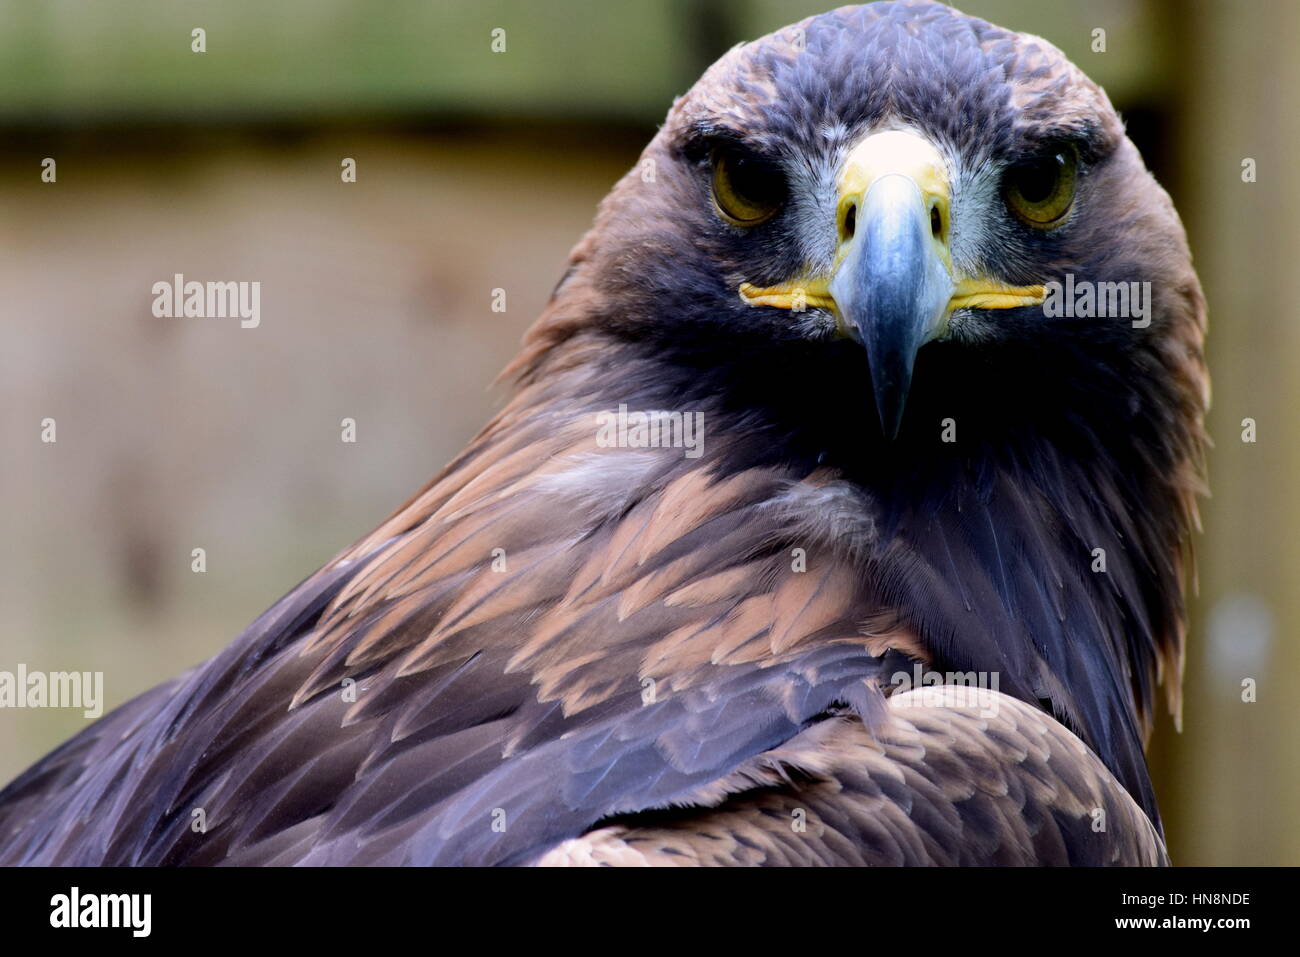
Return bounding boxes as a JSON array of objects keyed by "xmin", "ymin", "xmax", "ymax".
[
  {"xmin": 711, "ymin": 146, "xmax": 787, "ymax": 226},
  {"xmin": 1003, "ymin": 145, "xmax": 1078, "ymax": 227}
]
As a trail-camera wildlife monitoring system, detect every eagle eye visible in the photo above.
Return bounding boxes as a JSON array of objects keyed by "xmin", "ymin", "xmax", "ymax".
[
  {"xmin": 710, "ymin": 146, "xmax": 786, "ymax": 226},
  {"xmin": 1003, "ymin": 145, "xmax": 1078, "ymax": 227}
]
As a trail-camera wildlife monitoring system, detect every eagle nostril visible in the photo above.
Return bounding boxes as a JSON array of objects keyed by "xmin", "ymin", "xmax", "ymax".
[
  {"xmin": 844, "ymin": 203, "xmax": 857, "ymax": 239},
  {"xmin": 930, "ymin": 205, "xmax": 942, "ymax": 239}
]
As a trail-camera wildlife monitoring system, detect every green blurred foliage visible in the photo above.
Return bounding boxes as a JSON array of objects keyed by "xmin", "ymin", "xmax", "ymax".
[{"xmin": 0, "ymin": 0, "xmax": 1161, "ymax": 124}]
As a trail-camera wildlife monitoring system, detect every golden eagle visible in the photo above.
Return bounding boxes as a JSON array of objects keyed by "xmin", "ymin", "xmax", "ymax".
[{"xmin": 0, "ymin": 1, "xmax": 1206, "ymax": 866}]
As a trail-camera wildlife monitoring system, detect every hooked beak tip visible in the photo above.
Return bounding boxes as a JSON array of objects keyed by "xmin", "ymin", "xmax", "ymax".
[{"xmin": 866, "ymin": 351, "xmax": 914, "ymax": 441}]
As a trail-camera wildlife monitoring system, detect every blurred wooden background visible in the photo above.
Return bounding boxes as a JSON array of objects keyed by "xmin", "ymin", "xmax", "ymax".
[{"xmin": 0, "ymin": 0, "xmax": 1295, "ymax": 865}]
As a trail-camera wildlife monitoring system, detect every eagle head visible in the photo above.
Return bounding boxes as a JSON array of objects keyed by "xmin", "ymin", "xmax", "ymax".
[{"xmin": 531, "ymin": 0, "xmax": 1205, "ymax": 451}]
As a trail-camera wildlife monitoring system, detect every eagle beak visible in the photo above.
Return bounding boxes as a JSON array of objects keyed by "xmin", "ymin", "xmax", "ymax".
[
  {"xmin": 830, "ymin": 169, "xmax": 950, "ymax": 439},
  {"xmin": 738, "ymin": 129, "xmax": 1045, "ymax": 440}
]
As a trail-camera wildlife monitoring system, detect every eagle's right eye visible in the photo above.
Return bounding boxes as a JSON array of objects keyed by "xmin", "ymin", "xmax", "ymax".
[{"xmin": 711, "ymin": 146, "xmax": 787, "ymax": 226}]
